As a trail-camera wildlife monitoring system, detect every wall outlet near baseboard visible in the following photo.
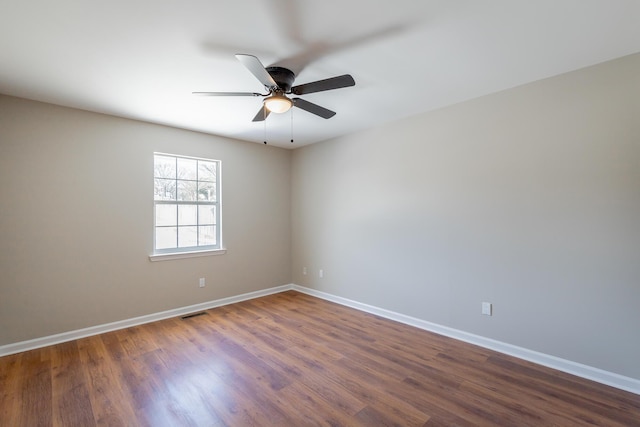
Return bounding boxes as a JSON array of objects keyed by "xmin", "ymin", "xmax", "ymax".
[
  {"xmin": 482, "ymin": 302, "xmax": 492, "ymax": 316},
  {"xmin": 199, "ymin": 278, "xmax": 206, "ymax": 288}
]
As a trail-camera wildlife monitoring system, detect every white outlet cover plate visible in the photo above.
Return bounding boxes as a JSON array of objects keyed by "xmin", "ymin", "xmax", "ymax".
[{"xmin": 482, "ymin": 302, "xmax": 492, "ymax": 316}]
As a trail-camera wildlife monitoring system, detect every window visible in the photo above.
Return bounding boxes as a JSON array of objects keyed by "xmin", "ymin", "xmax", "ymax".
[{"xmin": 153, "ymin": 153, "xmax": 220, "ymax": 255}]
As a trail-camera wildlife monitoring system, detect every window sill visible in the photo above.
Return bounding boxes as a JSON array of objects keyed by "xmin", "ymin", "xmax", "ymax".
[{"xmin": 149, "ymin": 248, "xmax": 227, "ymax": 262}]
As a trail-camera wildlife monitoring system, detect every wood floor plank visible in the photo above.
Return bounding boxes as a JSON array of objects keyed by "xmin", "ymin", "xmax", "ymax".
[
  {"xmin": 1, "ymin": 290, "xmax": 639, "ymax": 426},
  {"xmin": 155, "ymin": 342, "xmax": 263, "ymax": 426},
  {"xmin": 206, "ymin": 305, "xmax": 370, "ymax": 418},
  {"xmin": 275, "ymin": 380, "xmax": 361, "ymax": 426},
  {"xmin": 284, "ymin": 344, "xmax": 433, "ymax": 425},
  {"xmin": 77, "ymin": 335, "xmax": 140, "ymax": 426},
  {"xmin": 0, "ymin": 353, "xmax": 24, "ymax": 426},
  {"xmin": 17, "ymin": 348, "xmax": 53, "ymax": 427},
  {"xmin": 50, "ymin": 340, "xmax": 96, "ymax": 427}
]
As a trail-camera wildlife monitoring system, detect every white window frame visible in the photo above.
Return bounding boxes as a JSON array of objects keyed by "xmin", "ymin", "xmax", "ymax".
[{"xmin": 150, "ymin": 153, "xmax": 225, "ymax": 261}]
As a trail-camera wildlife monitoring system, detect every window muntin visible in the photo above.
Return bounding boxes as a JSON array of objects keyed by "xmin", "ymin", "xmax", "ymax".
[{"xmin": 153, "ymin": 153, "xmax": 220, "ymax": 254}]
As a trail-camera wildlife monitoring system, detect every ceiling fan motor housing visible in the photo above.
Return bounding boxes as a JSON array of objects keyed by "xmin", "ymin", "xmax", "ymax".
[{"xmin": 266, "ymin": 67, "xmax": 296, "ymax": 92}]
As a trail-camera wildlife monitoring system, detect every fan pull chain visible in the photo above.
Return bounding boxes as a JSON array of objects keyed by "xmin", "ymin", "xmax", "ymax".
[
  {"xmin": 263, "ymin": 104, "xmax": 267, "ymax": 144},
  {"xmin": 290, "ymin": 107, "xmax": 294, "ymax": 144}
]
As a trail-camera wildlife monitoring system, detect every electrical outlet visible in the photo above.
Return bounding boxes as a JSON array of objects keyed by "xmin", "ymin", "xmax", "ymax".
[
  {"xmin": 319, "ymin": 269, "xmax": 324, "ymax": 279},
  {"xmin": 199, "ymin": 278, "xmax": 206, "ymax": 288},
  {"xmin": 482, "ymin": 302, "xmax": 492, "ymax": 316},
  {"xmin": 302, "ymin": 267, "xmax": 307, "ymax": 275}
]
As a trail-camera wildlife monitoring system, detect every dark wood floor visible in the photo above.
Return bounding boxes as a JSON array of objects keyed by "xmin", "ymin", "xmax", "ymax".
[{"xmin": 1, "ymin": 291, "xmax": 638, "ymax": 426}]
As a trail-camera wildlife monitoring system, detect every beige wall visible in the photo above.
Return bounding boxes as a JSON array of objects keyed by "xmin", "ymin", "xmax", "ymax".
[
  {"xmin": 291, "ymin": 53, "xmax": 640, "ymax": 379},
  {"xmin": 0, "ymin": 96, "xmax": 291, "ymax": 345}
]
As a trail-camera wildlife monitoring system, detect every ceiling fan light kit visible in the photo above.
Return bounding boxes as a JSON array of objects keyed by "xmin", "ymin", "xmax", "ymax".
[
  {"xmin": 194, "ymin": 54, "xmax": 355, "ymax": 123},
  {"xmin": 264, "ymin": 94, "xmax": 292, "ymax": 113}
]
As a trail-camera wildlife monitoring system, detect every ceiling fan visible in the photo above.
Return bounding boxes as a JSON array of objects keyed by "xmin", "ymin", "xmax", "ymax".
[{"xmin": 193, "ymin": 54, "xmax": 355, "ymax": 122}]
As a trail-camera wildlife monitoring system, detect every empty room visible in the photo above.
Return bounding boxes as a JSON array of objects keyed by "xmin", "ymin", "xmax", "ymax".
[{"xmin": 1, "ymin": 1, "xmax": 639, "ymax": 426}]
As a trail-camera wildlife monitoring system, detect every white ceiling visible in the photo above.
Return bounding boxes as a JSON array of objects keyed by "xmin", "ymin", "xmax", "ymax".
[{"xmin": 1, "ymin": 1, "xmax": 639, "ymax": 148}]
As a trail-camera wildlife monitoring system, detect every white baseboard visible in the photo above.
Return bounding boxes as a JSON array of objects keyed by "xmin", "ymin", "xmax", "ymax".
[
  {"xmin": 0, "ymin": 284, "xmax": 292, "ymax": 358},
  {"xmin": 2, "ymin": 283, "xmax": 638, "ymax": 395},
  {"xmin": 291, "ymin": 284, "xmax": 640, "ymax": 396}
]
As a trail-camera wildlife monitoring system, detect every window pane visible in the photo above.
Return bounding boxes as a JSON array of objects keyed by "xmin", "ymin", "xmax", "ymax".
[
  {"xmin": 178, "ymin": 226, "xmax": 198, "ymax": 247},
  {"xmin": 198, "ymin": 161, "xmax": 216, "ymax": 182},
  {"xmin": 154, "ymin": 155, "xmax": 176, "ymax": 179},
  {"xmin": 199, "ymin": 226, "xmax": 216, "ymax": 246},
  {"xmin": 156, "ymin": 227, "xmax": 177, "ymax": 249},
  {"xmin": 154, "ymin": 178, "xmax": 176, "ymax": 200},
  {"xmin": 178, "ymin": 180, "xmax": 197, "ymax": 201},
  {"xmin": 155, "ymin": 204, "xmax": 177, "ymax": 226},
  {"xmin": 198, "ymin": 205, "xmax": 215, "ymax": 224},
  {"xmin": 154, "ymin": 154, "xmax": 220, "ymax": 254},
  {"xmin": 178, "ymin": 204, "xmax": 197, "ymax": 226},
  {"xmin": 177, "ymin": 158, "xmax": 197, "ymax": 180},
  {"xmin": 198, "ymin": 181, "xmax": 216, "ymax": 201}
]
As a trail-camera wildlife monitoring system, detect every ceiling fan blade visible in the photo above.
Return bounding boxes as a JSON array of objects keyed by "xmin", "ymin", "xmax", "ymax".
[
  {"xmin": 192, "ymin": 92, "xmax": 263, "ymax": 97},
  {"xmin": 235, "ymin": 54, "xmax": 279, "ymax": 90},
  {"xmin": 291, "ymin": 74, "xmax": 355, "ymax": 95},
  {"xmin": 292, "ymin": 98, "xmax": 336, "ymax": 119},
  {"xmin": 252, "ymin": 106, "xmax": 271, "ymax": 122}
]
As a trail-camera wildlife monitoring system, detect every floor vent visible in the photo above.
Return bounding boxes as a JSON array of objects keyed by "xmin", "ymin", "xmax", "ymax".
[{"xmin": 181, "ymin": 311, "xmax": 208, "ymax": 320}]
